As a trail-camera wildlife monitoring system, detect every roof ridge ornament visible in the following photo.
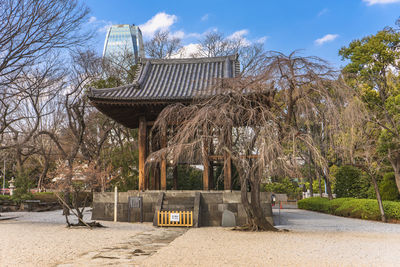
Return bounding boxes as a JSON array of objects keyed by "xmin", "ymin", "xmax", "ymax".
[{"xmin": 136, "ymin": 61, "xmax": 151, "ymax": 88}]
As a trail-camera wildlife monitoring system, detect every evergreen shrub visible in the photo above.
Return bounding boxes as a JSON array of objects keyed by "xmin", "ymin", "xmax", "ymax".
[
  {"xmin": 379, "ymin": 172, "xmax": 400, "ymax": 201},
  {"xmin": 298, "ymin": 197, "xmax": 400, "ymax": 221},
  {"xmin": 334, "ymin": 166, "xmax": 363, "ymax": 198}
]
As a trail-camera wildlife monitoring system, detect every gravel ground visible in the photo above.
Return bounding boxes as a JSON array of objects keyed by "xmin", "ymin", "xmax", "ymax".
[
  {"xmin": 143, "ymin": 209, "xmax": 400, "ymax": 267},
  {"xmin": 0, "ymin": 209, "xmax": 153, "ymax": 267},
  {"xmin": 2, "ymin": 209, "xmax": 400, "ymax": 266}
]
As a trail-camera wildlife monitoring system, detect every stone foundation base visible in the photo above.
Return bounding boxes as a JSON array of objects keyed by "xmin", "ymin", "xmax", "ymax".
[{"xmin": 92, "ymin": 190, "xmax": 273, "ymax": 227}]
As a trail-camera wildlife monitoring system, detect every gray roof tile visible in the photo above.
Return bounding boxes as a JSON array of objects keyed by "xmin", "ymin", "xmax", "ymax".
[{"xmin": 89, "ymin": 55, "xmax": 239, "ymax": 102}]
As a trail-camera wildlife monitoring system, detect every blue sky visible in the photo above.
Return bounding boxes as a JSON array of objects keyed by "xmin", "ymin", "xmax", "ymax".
[{"xmin": 85, "ymin": 0, "xmax": 400, "ymax": 68}]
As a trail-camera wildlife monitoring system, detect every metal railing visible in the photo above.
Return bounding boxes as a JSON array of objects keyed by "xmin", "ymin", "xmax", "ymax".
[{"xmin": 157, "ymin": 210, "xmax": 193, "ymax": 227}]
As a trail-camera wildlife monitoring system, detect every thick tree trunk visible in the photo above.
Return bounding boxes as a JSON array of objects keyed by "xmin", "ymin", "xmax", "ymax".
[
  {"xmin": 37, "ymin": 160, "xmax": 49, "ymax": 192},
  {"xmin": 62, "ymin": 190, "xmax": 70, "ymax": 216},
  {"xmin": 239, "ymin": 173, "xmax": 277, "ymax": 231},
  {"xmin": 62, "ymin": 167, "xmax": 73, "ymax": 217}
]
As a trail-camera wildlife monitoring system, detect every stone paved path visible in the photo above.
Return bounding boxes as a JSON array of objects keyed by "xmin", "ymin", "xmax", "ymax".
[
  {"xmin": 57, "ymin": 227, "xmax": 187, "ymax": 267},
  {"xmin": 273, "ymin": 208, "xmax": 400, "ymax": 233}
]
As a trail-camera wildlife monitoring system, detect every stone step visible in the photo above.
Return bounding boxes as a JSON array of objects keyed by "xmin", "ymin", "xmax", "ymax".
[
  {"xmin": 161, "ymin": 208, "xmax": 193, "ymax": 212},
  {"xmin": 162, "ymin": 204, "xmax": 193, "ymax": 210},
  {"xmin": 163, "ymin": 197, "xmax": 194, "ymax": 205},
  {"xmin": 162, "ymin": 201, "xmax": 194, "ymax": 206}
]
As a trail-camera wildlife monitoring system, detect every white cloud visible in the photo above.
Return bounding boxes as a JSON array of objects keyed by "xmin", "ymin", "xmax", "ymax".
[
  {"xmin": 227, "ymin": 29, "xmax": 251, "ymax": 46},
  {"xmin": 99, "ymin": 23, "xmax": 113, "ymax": 33},
  {"xmin": 86, "ymin": 16, "xmax": 113, "ymax": 33},
  {"xmin": 88, "ymin": 16, "xmax": 97, "ymax": 23},
  {"xmin": 181, "ymin": 27, "xmax": 219, "ymax": 41},
  {"xmin": 201, "ymin": 14, "xmax": 209, "ymax": 21},
  {"xmin": 171, "ymin": 43, "xmax": 202, "ymax": 58},
  {"xmin": 363, "ymin": 0, "xmax": 400, "ymax": 5},
  {"xmin": 185, "ymin": 32, "xmax": 202, "ymax": 39},
  {"xmin": 256, "ymin": 36, "xmax": 268, "ymax": 44},
  {"xmin": 227, "ymin": 29, "xmax": 249, "ymax": 40},
  {"xmin": 318, "ymin": 8, "xmax": 329, "ymax": 17},
  {"xmin": 139, "ymin": 12, "xmax": 178, "ymax": 38},
  {"xmin": 315, "ymin": 34, "xmax": 339, "ymax": 45},
  {"xmin": 171, "ymin": 30, "xmax": 185, "ymax": 39}
]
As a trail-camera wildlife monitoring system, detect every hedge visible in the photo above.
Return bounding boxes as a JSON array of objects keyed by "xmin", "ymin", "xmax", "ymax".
[
  {"xmin": 0, "ymin": 192, "xmax": 93, "ymax": 205},
  {"xmin": 32, "ymin": 192, "xmax": 59, "ymax": 202},
  {"xmin": 32, "ymin": 192, "xmax": 93, "ymax": 204},
  {"xmin": 0, "ymin": 195, "xmax": 11, "ymax": 201},
  {"xmin": 298, "ymin": 197, "xmax": 400, "ymax": 221}
]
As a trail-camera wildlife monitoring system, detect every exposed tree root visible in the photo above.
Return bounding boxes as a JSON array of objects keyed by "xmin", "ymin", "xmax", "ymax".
[
  {"xmin": 66, "ymin": 221, "xmax": 105, "ymax": 228},
  {"xmin": 231, "ymin": 223, "xmax": 280, "ymax": 232}
]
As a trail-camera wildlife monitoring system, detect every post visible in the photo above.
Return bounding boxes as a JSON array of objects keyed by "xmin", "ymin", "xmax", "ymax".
[
  {"xmin": 160, "ymin": 127, "xmax": 167, "ymax": 190},
  {"xmin": 114, "ymin": 186, "xmax": 118, "ymax": 222},
  {"xmin": 224, "ymin": 127, "xmax": 232, "ymax": 190},
  {"xmin": 138, "ymin": 116, "xmax": 147, "ymax": 191},
  {"xmin": 202, "ymin": 135, "xmax": 210, "ymax": 190},
  {"xmin": 278, "ymin": 201, "xmax": 281, "ymax": 225}
]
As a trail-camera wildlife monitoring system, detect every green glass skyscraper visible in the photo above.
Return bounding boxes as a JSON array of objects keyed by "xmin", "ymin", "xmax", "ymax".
[{"xmin": 103, "ymin": 24, "xmax": 145, "ymax": 64}]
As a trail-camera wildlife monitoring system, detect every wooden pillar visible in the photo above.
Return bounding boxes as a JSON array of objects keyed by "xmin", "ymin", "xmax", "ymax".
[
  {"xmin": 160, "ymin": 127, "xmax": 167, "ymax": 190},
  {"xmin": 151, "ymin": 168, "xmax": 156, "ymax": 190},
  {"xmin": 138, "ymin": 116, "xmax": 147, "ymax": 191},
  {"xmin": 202, "ymin": 134, "xmax": 210, "ymax": 190},
  {"xmin": 173, "ymin": 166, "xmax": 178, "ymax": 190},
  {"xmin": 150, "ymin": 130, "xmax": 160, "ymax": 190},
  {"xmin": 224, "ymin": 127, "xmax": 232, "ymax": 190},
  {"xmin": 155, "ymin": 167, "xmax": 160, "ymax": 190}
]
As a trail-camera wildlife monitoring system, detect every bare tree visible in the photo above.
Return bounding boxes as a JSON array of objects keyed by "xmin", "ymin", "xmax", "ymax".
[
  {"xmin": 195, "ymin": 31, "xmax": 267, "ymax": 76},
  {"xmin": 196, "ymin": 32, "xmax": 231, "ymax": 58},
  {"xmin": 52, "ymin": 160, "xmax": 110, "ymax": 227},
  {"xmin": 0, "ymin": 0, "xmax": 92, "ymax": 192},
  {"xmin": 36, "ymin": 50, "xmax": 104, "ymax": 222},
  {"xmin": 0, "ymin": 0, "xmax": 91, "ymax": 87},
  {"xmin": 144, "ymin": 30, "xmax": 182, "ymax": 59},
  {"xmin": 149, "ymin": 51, "xmax": 342, "ymax": 231}
]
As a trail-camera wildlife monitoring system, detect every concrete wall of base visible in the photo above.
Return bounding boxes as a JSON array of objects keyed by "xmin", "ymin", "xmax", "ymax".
[
  {"xmin": 200, "ymin": 191, "xmax": 273, "ymax": 226},
  {"xmin": 92, "ymin": 191, "xmax": 161, "ymax": 222},
  {"xmin": 92, "ymin": 190, "xmax": 273, "ymax": 226}
]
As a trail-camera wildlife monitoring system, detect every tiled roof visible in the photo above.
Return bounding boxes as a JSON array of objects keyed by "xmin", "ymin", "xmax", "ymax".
[{"xmin": 88, "ymin": 55, "xmax": 240, "ymax": 102}]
